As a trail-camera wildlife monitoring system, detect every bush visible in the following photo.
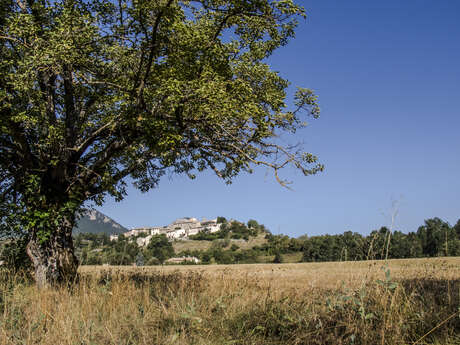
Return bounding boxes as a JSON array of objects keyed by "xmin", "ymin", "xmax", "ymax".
[
  {"xmin": 146, "ymin": 257, "xmax": 161, "ymax": 265},
  {"xmin": 230, "ymin": 244, "xmax": 239, "ymax": 251},
  {"xmin": 273, "ymin": 251, "xmax": 283, "ymax": 264},
  {"xmin": 86, "ymin": 254, "xmax": 102, "ymax": 265},
  {"xmin": 216, "ymin": 216, "xmax": 227, "ymax": 224}
]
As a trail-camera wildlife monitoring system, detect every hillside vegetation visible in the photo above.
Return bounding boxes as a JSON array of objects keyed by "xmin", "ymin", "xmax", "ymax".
[
  {"xmin": 172, "ymin": 233, "xmax": 268, "ymax": 253},
  {"xmin": 73, "ymin": 219, "xmax": 272, "ymax": 265}
]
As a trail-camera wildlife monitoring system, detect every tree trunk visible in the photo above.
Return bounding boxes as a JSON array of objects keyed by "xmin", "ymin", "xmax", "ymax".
[{"xmin": 26, "ymin": 219, "xmax": 78, "ymax": 288}]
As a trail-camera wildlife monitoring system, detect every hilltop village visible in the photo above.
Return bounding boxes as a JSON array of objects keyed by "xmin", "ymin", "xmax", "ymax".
[
  {"xmin": 72, "ymin": 217, "xmax": 266, "ymax": 266},
  {"xmin": 110, "ymin": 217, "xmax": 222, "ymax": 247}
]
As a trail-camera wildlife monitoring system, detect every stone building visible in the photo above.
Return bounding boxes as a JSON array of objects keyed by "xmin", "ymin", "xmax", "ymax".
[{"xmin": 110, "ymin": 217, "xmax": 222, "ymax": 246}]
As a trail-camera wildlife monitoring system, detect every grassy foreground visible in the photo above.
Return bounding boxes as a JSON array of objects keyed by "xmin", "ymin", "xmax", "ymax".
[{"xmin": 1, "ymin": 258, "xmax": 459, "ymax": 345}]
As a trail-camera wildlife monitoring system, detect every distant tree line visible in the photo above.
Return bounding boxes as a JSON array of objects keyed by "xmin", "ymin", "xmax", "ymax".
[
  {"xmin": 2, "ymin": 217, "xmax": 459, "ymax": 269},
  {"xmin": 300, "ymin": 218, "xmax": 460, "ymax": 262},
  {"xmin": 165, "ymin": 217, "xmax": 460, "ymax": 264}
]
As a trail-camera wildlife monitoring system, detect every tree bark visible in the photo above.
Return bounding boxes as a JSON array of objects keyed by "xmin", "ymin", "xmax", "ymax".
[{"xmin": 26, "ymin": 219, "xmax": 78, "ymax": 288}]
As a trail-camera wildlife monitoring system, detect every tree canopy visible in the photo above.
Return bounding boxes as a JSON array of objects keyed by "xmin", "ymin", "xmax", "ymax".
[{"xmin": 0, "ymin": 0, "xmax": 322, "ymax": 286}]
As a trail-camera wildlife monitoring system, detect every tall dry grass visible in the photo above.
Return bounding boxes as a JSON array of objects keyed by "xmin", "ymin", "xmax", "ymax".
[{"xmin": 0, "ymin": 258, "xmax": 459, "ymax": 345}]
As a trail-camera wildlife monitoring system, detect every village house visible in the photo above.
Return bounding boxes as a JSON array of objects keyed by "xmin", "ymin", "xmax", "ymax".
[
  {"xmin": 110, "ymin": 217, "xmax": 222, "ymax": 247},
  {"xmin": 201, "ymin": 219, "xmax": 221, "ymax": 233},
  {"xmin": 110, "ymin": 227, "xmax": 161, "ymax": 242},
  {"xmin": 166, "ymin": 227, "xmax": 186, "ymax": 240},
  {"xmin": 165, "ymin": 256, "xmax": 200, "ymax": 264},
  {"xmin": 136, "ymin": 234, "xmax": 153, "ymax": 247}
]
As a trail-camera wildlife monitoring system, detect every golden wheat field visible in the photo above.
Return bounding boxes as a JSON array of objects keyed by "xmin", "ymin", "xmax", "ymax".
[{"xmin": 1, "ymin": 258, "xmax": 459, "ymax": 345}]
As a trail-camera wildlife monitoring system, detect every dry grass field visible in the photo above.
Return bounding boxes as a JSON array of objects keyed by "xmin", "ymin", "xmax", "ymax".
[{"xmin": 1, "ymin": 258, "xmax": 459, "ymax": 345}]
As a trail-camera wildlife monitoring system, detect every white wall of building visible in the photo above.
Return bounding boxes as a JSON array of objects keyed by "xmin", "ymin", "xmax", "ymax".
[{"xmin": 112, "ymin": 217, "xmax": 223, "ymax": 246}]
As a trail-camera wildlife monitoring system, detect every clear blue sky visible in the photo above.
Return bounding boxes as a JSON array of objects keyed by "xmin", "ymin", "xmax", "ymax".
[{"xmin": 98, "ymin": 0, "xmax": 460, "ymax": 237}]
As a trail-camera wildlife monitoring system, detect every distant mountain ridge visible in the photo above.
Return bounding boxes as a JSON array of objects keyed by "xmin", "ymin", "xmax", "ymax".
[{"xmin": 73, "ymin": 210, "xmax": 128, "ymax": 235}]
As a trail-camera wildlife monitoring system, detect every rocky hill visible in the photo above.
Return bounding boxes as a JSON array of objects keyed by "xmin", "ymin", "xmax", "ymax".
[{"xmin": 73, "ymin": 210, "xmax": 127, "ymax": 235}]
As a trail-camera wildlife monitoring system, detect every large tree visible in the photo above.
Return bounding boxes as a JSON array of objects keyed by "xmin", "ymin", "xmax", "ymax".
[{"xmin": 0, "ymin": 0, "xmax": 322, "ymax": 287}]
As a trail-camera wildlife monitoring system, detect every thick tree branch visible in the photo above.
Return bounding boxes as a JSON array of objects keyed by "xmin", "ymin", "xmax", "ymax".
[
  {"xmin": 7, "ymin": 120, "xmax": 36, "ymax": 169},
  {"xmin": 63, "ymin": 65, "xmax": 77, "ymax": 148},
  {"xmin": 72, "ymin": 118, "xmax": 119, "ymax": 161},
  {"xmin": 82, "ymin": 138, "xmax": 129, "ymax": 182}
]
